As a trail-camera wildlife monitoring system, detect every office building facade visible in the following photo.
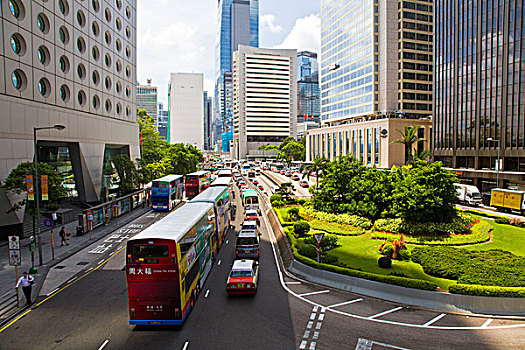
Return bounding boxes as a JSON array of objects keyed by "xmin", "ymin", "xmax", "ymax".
[
  {"xmin": 307, "ymin": 0, "xmax": 433, "ymax": 164},
  {"xmin": 168, "ymin": 73, "xmax": 204, "ymax": 149},
  {"xmin": 157, "ymin": 102, "xmax": 168, "ymax": 141},
  {"xmin": 137, "ymin": 81, "xmax": 157, "ymax": 122},
  {"xmin": 0, "ymin": 0, "xmax": 138, "ymax": 234},
  {"xmin": 203, "ymin": 91, "xmax": 212, "ymax": 151},
  {"xmin": 434, "ymin": 0, "xmax": 525, "ymax": 191},
  {"xmin": 232, "ymin": 45, "xmax": 297, "ymax": 159},
  {"xmin": 297, "ymin": 51, "xmax": 321, "ymax": 136}
]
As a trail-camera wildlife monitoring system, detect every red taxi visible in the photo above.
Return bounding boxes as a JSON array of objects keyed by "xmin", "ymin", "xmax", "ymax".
[{"xmin": 226, "ymin": 259, "xmax": 259, "ymax": 295}]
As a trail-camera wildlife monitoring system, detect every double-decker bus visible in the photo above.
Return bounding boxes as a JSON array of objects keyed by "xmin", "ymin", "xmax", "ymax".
[
  {"xmin": 190, "ymin": 186, "xmax": 231, "ymax": 248},
  {"xmin": 243, "ymin": 189, "xmax": 259, "ymax": 212},
  {"xmin": 126, "ymin": 202, "xmax": 216, "ymax": 325},
  {"xmin": 185, "ymin": 171, "xmax": 212, "ymax": 199},
  {"xmin": 151, "ymin": 175, "xmax": 184, "ymax": 211}
]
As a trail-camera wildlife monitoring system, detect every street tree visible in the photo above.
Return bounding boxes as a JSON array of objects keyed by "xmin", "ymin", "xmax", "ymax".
[
  {"xmin": 278, "ymin": 141, "xmax": 306, "ymax": 164},
  {"xmin": 301, "ymin": 157, "xmax": 329, "ymax": 191},
  {"xmin": 108, "ymin": 154, "xmax": 140, "ymax": 196},
  {"xmin": 279, "ymin": 182, "xmax": 295, "ymax": 202},
  {"xmin": 394, "ymin": 125, "xmax": 426, "ymax": 165}
]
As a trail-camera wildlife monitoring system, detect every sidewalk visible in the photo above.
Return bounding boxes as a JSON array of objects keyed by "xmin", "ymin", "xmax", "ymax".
[{"xmin": 0, "ymin": 206, "xmax": 150, "ymax": 314}]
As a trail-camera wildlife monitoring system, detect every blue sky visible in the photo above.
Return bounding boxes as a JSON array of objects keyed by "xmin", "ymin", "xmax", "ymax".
[{"xmin": 137, "ymin": 0, "xmax": 320, "ymax": 106}]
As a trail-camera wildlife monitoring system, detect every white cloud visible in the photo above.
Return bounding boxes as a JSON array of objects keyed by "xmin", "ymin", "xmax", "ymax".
[
  {"xmin": 261, "ymin": 14, "xmax": 283, "ymax": 34},
  {"xmin": 273, "ymin": 14, "xmax": 321, "ymax": 54}
]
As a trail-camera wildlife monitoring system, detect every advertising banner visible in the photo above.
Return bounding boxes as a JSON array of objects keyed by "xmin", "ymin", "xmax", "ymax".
[
  {"xmin": 26, "ymin": 175, "xmax": 34, "ymax": 201},
  {"xmin": 41, "ymin": 175, "xmax": 49, "ymax": 201}
]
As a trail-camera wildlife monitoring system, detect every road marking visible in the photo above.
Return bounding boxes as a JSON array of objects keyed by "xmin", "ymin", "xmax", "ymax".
[
  {"xmin": 205, "ymin": 290, "xmax": 210, "ymax": 298},
  {"xmin": 309, "ymin": 341, "xmax": 317, "ymax": 350},
  {"xmin": 368, "ymin": 306, "xmax": 403, "ymax": 319},
  {"xmin": 298, "ymin": 290, "xmax": 330, "ymax": 297},
  {"xmin": 313, "ymin": 331, "xmax": 319, "ymax": 340},
  {"xmin": 303, "ymin": 330, "xmax": 310, "ymax": 338},
  {"xmin": 318, "ymin": 313, "xmax": 325, "ymax": 321},
  {"xmin": 481, "ymin": 319, "xmax": 493, "ymax": 328},
  {"xmin": 46, "ymin": 288, "xmax": 59, "ymax": 296},
  {"xmin": 315, "ymin": 322, "xmax": 322, "ymax": 330},
  {"xmin": 312, "ymin": 305, "xmax": 318, "ymax": 312},
  {"xmin": 0, "ymin": 309, "xmax": 32, "ymax": 333},
  {"xmin": 218, "ymin": 260, "xmax": 222, "ymax": 266},
  {"xmin": 299, "ymin": 340, "xmax": 307, "ymax": 349},
  {"xmin": 422, "ymin": 313, "xmax": 447, "ymax": 326},
  {"xmin": 355, "ymin": 338, "xmax": 411, "ymax": 350},
  {"xmin": 328, "ymin": 298, "xmax": 363, "ymax": 309},
  {"xmin": 182, "ymin": 341, "xmax": 189, "ymax": 350},
  {"xmin": 285, "ymin": 281, "xmax": 301, "ymax": 285},
  {"xmin": 67, "ymin": 277, "xmax": 77, "ymax": 284},
  {"xmin": 306, "ymin": 321, "xmax": 313, "ymax": 329},
  {"xmin": 97, "ymin": 340, "xmax": 109, "ymax": 350},
  {"xmin": 98, "ymin": 259, "xmax": 105, "ymax": 264},
  {"xmin": 310, "ymin": 313, "xmax": 316, "ymax": 320},
  {"xmin": 87, "ymin": 267, "xmax": 93, "ymax": 272},
  {"xmin": 226, "ymin": 240, "xmax": 229, "ymax": 244}
]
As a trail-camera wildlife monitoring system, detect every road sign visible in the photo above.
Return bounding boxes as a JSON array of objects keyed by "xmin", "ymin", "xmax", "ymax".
[
  {"xmin": 43, "ymin": 218, "xmax": 52, "ymax": 227},
  {"xmin": 313, "ymin": 233, "xmax": 325, "ymax": 246},
  {"xmin": 8, "ymin": 236, "xmax": 20, "ymax": 250},
  {"xmin": 9, "ymin": 249, "xmax": 21, "ymax": 266}
]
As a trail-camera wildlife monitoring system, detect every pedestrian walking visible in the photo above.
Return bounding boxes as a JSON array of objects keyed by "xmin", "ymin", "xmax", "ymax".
[
  {"xmin": 15, "ymin": 271, "xmax": 34, "ymax": 305},
  {"xmin": 59, "ymin": 226, "xmax": 68, "ymax": 246}
]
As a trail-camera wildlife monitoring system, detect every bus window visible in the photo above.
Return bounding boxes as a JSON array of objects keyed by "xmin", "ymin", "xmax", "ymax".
[
  {"xmin": 132, "ymin": 245, "xmax": 169, "ymax": 264},
  {"xmin": 179, "ymin": 230, "xmax": 197, "ymax": 256}
]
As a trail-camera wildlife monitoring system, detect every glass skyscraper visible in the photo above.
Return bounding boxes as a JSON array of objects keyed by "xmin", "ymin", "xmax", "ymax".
[
  {"xmin": 434, "ymin": 0, "xmax": 525, "ymax": 190},
  {"xmin": 297, "ymin": 51, "xmax": 321, "ymax": 135}
]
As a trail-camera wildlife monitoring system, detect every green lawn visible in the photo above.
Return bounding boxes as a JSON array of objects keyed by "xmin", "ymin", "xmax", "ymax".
[{"xmin": 464, "ymin": 217, "xmax": 525, "ymax": 256}]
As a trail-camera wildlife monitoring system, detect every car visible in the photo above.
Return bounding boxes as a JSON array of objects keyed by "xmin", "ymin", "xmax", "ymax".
[
  {"xmin": 285, "ymin": 171, "xmax": 292, "ymax": 177},
  {"xmin": 272, "ymin": 185, "xmax": 281, "ymax": 194},
  {"xmin": 258, "ymin": 184, "xmax": 264, "ymax": 191},
  {"xmin": 299, "ymin": 180, "xmax": 309, "ymax": 188},
  {"xmin": 252, "ymin": 179, "xmax": 259, "ymax": 185},
  {"xmin": 241, "ymin": 220, "xmax": 258, "ymax": 233},
  {"xmin": 226, "ymin": 259, "xmax": 259, "ymax": 295},
  {"xmin": 244, "ymin": 210, "xmax": 260, "ymax": 225},
  {"xmin": 235, "ymin": 229, "xmax": 260, "ymax": 260},
  {"xmin": 279, "ymin": 169, "xmax": 286, "ymax": 175},
  {"xmin": 291, "ymin": 173, "xmax": 300, "ymax": 181}
]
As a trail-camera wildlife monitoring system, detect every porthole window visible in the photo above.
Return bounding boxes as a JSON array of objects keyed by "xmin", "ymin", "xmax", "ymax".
[
  {"xmin": 125, "ymin": 46, "xmax": 131, "ymax": 58},
  {"xmin": 104, "ymin": 53, "xmax": 111, "ymax": 67},
  {"xmin": 92, "ymin": 21, "xmax": 100, "ymax": 36},
  {"xmin": 10, "ymin": 33, "xmax": 26, "ymax": 56},
  {"xmin": 115, "ymin": 39, "xmax": 122, "ymax": 52},
  {"xmin": 92, "ymin": 70, "xmax": 100, "ymax": 85},
  {"xmin": 37, "ymin": 46, "xmax": 51, "ymax": 66},
  {"xmin": 125, "ymin": 66, "xmax": 130, "ymax": 78},
  {"xmin": 11, "ymin": 69, "xmax": 27, "ymax": 91},
  {"xmin": 58, "ymin": 26, "xmax": 69, "ymax": 44},
  {"xmin": 59, "ymin": 84, "xmax": 70, "ymax": 102},
  {"xmin": 125, "ymin": 85, "xmax": 130, "ymax": 97},
  {"xmin": 76, "ymin": 10, "xmax": 86, "ymax": 27},
  {"xmin": 116, "ymin": 0, "xmax": 122, "ymax": 10},
  {"xmin": 116, "ymin": 17, "xmax": 122, "ymax": 31},
  {"xmin": 92, "ymin": 0, "xmax": 100, "ymax": 12},
  {"xmin": 105, "ymin": 99, "xmax": 112, "ymax": 112},
  {"xmin": 125, "ymin": 6, "xmax": 131, "ymax": 19},
  {"xmin": 92, "ymin": 46, "xmax": 100, "ymax": 61},
  {"xmin": 115, "ymin": 60, "xmax": 122, "ymax": 73},
  {"xmin": 38, "ymin": 78, "xmax": 51, "ymax": 97},
  {"xmin": 104, "ymin": 31, "xmax": 111, "ymax": 45},
  {"xmin": 125, "ymin": 26, "xmax": 131, "ymax": 39},
  {"xmin": 105, "ymin": 76, "xmax": 112, "ymax": 90},
  {"xmin": 77, "ymin": 63, "xmax": 86, "ymax": 80},
  {"xmin": 92, "ymin": 95, "xmax": 100, "ymax": 109},
  {"xmin": 59, "ymin": 55, "xmax": 70, "ymax": 73},
  {"xmin": 116, "ymin": 102, "xmax": 122, "ymax": 115},
  {"xmin": 116, "ymin": 81, "xmax": 122, "ymax": 94},
  {"xmin": 77, "ymin": 90, "xmax": 87, "ymax": 106},
  {"xmin": 37, "ymin": 13, "xmax": 50, "ymax": 34},
  {"xmin": 58, "ymin": 0, "xmax": 69, "ymax": 16},
  {"xmin": 126, "ymin": 105, "xmax": 131, "ymax": 117},
  {"xmin": 105, "ymin": 8, "xmax": 111, "ymax": 22},
  {"xmin": 77, "ymin": 37, "xmax": 86, "ymax": 53},
  {"xmin": 8, "ymin": 0, "xmax": 25, "ymax": 20}
]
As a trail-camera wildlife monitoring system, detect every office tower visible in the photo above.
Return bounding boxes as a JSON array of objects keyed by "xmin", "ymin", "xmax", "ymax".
[
  {"xmin": 168, "ymin": 73, "xmax": 204, "ymax": 149},
  {"xmin": 232, "ymin": 45, "xmax": 297, "ymax": 160},
  {"xmin": 434, "ymin": 0, "xmax": 525, "ymax": 191},
  {"xmin": 203, "ymin": 91, "xmax": 212, "ymax": 151},
  {"xmin": 215, "ymin": 0, "xmax": 258, "ymax": 151},
  {"xmin": 157, "ymin": 102, "xmax": 168, "ymax": 141},
  {"xmin": 137, "ymin": 81, "xmax": 157, "ymax": 123},
  {"xmin": 0, "ymin": 0, "xmax": 138, "ymax": 234},
  {"xmin": 307, "ymin": 0, "xmax": 433, "ymax": 166},
  {"xmin": 297, "ymin": 51, "xmax": 321, "ymax": 139}
]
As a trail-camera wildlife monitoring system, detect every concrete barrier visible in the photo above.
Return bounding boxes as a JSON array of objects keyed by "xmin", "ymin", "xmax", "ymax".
[{"xmin": 288, "ymin": 260, "xmax": 525, "ymax": 316}]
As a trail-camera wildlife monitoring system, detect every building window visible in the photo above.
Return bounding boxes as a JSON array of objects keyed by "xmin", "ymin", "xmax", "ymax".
[
  {"xmin": 11, "ymin": 69, "xmax": 27, "ymax": 91},
  {"xmin": 375, "ymin": 127, "xmax": 380, "ymax": 165},
  {"xmin": 59, "ymin": 84, "xmax": 70, "ymax": 102},
  {"xmin": 327, "ymin": 133, "xmax": 331, "ymax": 159},
  {"xmin": 76, "ymin": 10, "xmax": 86, "ymax": 27},
  {"xmin": 339, "ymin": 132, "xmax": 343, "ymax": 156},
  {"xmin": 367, "ymin": 129, "xmax": 372, "ymax": 164},
  {"xmin": 58, "ymin": 0, "xmax": 69, "ymax": 16},
  {"xmin": 77, "ymin": 63, "xmax": 86, "ymax": 80},
  {"xmin": 346, "ymin": 131, "xmax": 350, "ymax": 155},
  {"xmin": 352, "ymin": 130, "xmax": 356, "ymax": 157},
  {"xmin": 92, "ymin": 21, "xmax": 100, "ymax": 36},
  {"xmin": 37, "ymin": 46, "xmax": 50, "ymax": 66},
  {"xmin": 77, "ymin": 90, "xmax": 86, "ymax": 106},
  {"xmin": 359, "ymin": 130, "xmax": 364, "ymax": 161},
  {"xmin": 322, "ymin": 134, "xmax": 325, "ymax": 157},
  {"xmin": 10, "ymin": 34, "xmax": 25, "ymax": 56},
  {"xmin": 8, "ymin": 0, "xmax": 24, "ymax": 20},
  {"xmin": 37, "ymin": 13, "xmax": 50, "ymax": 34},
  {"xmin": 59, "ymin": 56, "xmax": 70, "ymax": 73},
  {"xmin": 59, "ymin": 26, "xmax": 69, "ymax": 44}
]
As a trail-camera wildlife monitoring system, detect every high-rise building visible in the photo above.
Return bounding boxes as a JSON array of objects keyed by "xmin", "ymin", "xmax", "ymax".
[
  {"xmin": 215, "ymin": 0, "xmax": 258, "ymax": 151},
  {"xmin": 157, "ymin": 102, "xmax": 168, "ymax": 141},
  {"xmin": 0, "ymin": 0, "xmax": 138, "ymax": 234},
  {"xmin": 168, "ymin": 73, "xmax": 204, "ymax": 149},
  {"xmin": 434, "ymin": 0, "xmax": 525, "ymax": 191},
  {"xmin": 306, "ymin": 0, "xmax": 433, "ymax": 166},
  {"xmin": 137, "ymin": 81, "xmax": 157, "ymax": 123},
  {"xmin": 232, "ymin": 45, "xmax": 297, "ymax": 160},
  {"xmin": 297, "ymin": 51, "xmax": 321, "ymax": 137},
  {"xmin": 203, "ymin": 91, "xmax": 212, "ymax": 151}
]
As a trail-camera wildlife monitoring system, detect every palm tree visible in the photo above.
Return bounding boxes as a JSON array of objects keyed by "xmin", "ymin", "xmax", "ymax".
[
  {"xmin": 301, "ymin": 157, "xmax": 329, "ymax": 191},
  {"xmin": 394, "ymin": 125, "xmax": 426, "ymax": 165}
]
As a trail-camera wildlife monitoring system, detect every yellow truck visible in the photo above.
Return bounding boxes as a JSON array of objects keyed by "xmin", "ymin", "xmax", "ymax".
[{"xmin": 490, "ymin": 188, "xmax": 525, "ymax": 213}]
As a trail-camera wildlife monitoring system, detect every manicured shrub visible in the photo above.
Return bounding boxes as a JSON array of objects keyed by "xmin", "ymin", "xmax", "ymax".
[
  {"xmin": 274, "ymin": 208, "xmax": 294, "ymax": 226},
  {"xmin": 320, "ymin": 254, "xmax": 342, "ymax": 266},
  {"xmin": 293, "ymin": 220, "xmax": 311, "ymax": 237},
  {"xmin": 296, "ymin": 198, "xmax": 308, "ymax": 205},
  {"xmin": 381, "ymin": 244, "xmax": 394, "ymax": 258},
  {"xmin": 373, "ymin": 218, "xmax": 403, "ymax": 233},
  {"xmin": 378, "ymin": 256, "xmax": 392, "ymax": 268},
  {"xmin": 298, "ymin": 244, "xmax": 317, "ymax": 259},
  {"xmin": 303, "ymin": 206, "xmax": 372, "ymax": 229},
  {"xmin": 304, "ymin": 234, "xmax": 339, "ymax": 251},
  {"xmin": 449, "ymin": 283, "xmax": 525, "ymax": 297},
  {"xmin": 272, "ymin": 200, "xmax": 285, "ymax": 208},
  {"xmin": 495, "ymin": 217, "xmax": 510, "ymax": 225},
  {"xmin": 398, "ymin": 249, "xmax": 411, "ymax": 261},
  {"xmin": 288, "ymin": 207, "xmax": 300, "ymax": 221},
  {"xmin": 270, "ymin": 194, "xmax": 283, "ymax": 202}
]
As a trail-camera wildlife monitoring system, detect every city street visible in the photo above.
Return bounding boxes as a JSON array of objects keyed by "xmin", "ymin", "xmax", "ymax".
[{"xmin": 1, "ymin": 183, "xmax": 525, "ymax": 349}]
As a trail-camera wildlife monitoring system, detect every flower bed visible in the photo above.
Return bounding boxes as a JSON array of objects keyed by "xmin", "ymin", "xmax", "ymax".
[
  {"xmin": 302, "ymin": 206, "xmax": 372, "ymax": 229},
  {"xmin": 309, "ymin": 219, "xmax": 364, "ymax": 236}
]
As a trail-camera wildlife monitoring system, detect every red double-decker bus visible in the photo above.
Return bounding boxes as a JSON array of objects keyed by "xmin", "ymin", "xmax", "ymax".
[
  {"xmin": 185, "ymin": 171, "xmax": 212, "ymax": 199},
  {"xmin": 126, "ymin": 202, "xmax": 216, "ymax": 325}
]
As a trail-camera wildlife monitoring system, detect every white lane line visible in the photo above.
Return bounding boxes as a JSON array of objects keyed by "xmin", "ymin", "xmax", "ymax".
[
  {"xmin": 285, "ymin": 281, "xmax": 301, "ymax": 285},
  {"xmin": 312, "ymin": 305, "xmax": 318, "ymax": 313},
  {"xmin": 97, "ymin": 340, "xmax": 109, "ymax": 350},
  {"xmin": 422, "ymin": 313, "xmax": 447, "ymax": 326},
  {"xmin": 87, "ymin": 267, "xmax": 93, "ymax": 272},
  {"xmin": 218, "ymin": 260, "xmax": 221, "ymax": 266},
  {"xmin": 182, "ymin": 341, "xmax": 189, "ymax": 350},
  {"xmin": 481, "ymin": 319, "xmax": 493, "ymax": 328},
  {"xmin": 98, "ymin": 260, "xmax": 105, "ymax": 264},
  {"xmin": 310, "ymin": 313, "xmax": 316, "ymax": 320},
  {"xmin": 328, "ymin": 298, "xmax": 363, "ymax": 309},
  {"xmin": 303, "ymin": 330, "xmax": 310, "ymax": 339},
  {"xmin": 368, "ymin": 306, "xmax": 403, "ymax": 319},
  {"xmin": 313, "ymin": 331, "xmax": 319, "ymax": 340},
  {"xmin": 46, "ymin": 288, "xmax": 59, "ymax": 296},
  {"xmin": 67, "ymin": 277, "xmax": 77, "ymax": 284},
  {"xmin": 315, "ymin": 322, "xmax": 322, "ymax": 330},
  {"xmin": 320, "ymin": 307, "xmax": 326, "ymax": 313},
  {"xmin": 318, "ymin": 313, "xmax": 325, "ymax": 321},
  {"xmin": 299, "ymin": 340, "xmax": 307, "ymax": 349},
  {"xmin": 306, "ymin": 321, "xmax": 313, "ymax": 329},
  {"xmin": 298, "ymin": 290, "xmax": 330, "ymax": 297},
  {"xmin": 356, "ymin": 338, "xmax": 411, "ymax": 350},
  {"xmin": 309, "ymin": 341, "xmax": 317, "ymax": 350},
  {"xmin": 205, "ymin": 290, "xmax": 210, "ymax": 298}
]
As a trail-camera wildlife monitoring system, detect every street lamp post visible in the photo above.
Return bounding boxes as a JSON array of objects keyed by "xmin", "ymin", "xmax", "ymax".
[
  {"xmin": 487, "ymin": 137, "xmax": 501, "ymax": 187},
  {"xmin": 34, "ymin": 124, "xmax": 66, "ymax": 266}
]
